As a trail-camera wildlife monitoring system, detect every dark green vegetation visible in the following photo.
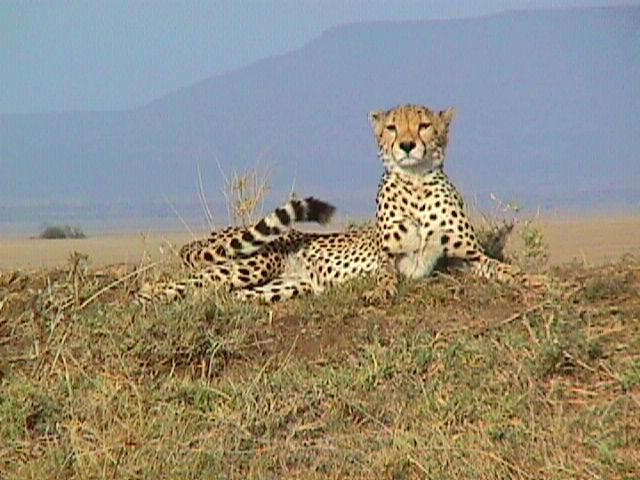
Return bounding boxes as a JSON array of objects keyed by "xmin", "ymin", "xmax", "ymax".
[
  {"xmin": 39, "ymin": 225, "xmax": 86, "ymax": 240},
  {"xmin": 1, "ymin": 252, "xmax": 639, "ymax": 479}
]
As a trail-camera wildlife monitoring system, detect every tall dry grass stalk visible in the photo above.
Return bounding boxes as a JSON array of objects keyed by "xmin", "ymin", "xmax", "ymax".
[{"xmin": 219, "ymin": 165, "xmax": 272, "ymax": 226}]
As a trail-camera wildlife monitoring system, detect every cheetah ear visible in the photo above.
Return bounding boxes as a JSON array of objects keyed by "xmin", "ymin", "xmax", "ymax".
[
  {"xmin": 368, "ymin": 110, "xmax": 385, "ymax": 136},
  {"xmin": 439, "ymin": 107, "xmax": 456, "ymax": 126}
]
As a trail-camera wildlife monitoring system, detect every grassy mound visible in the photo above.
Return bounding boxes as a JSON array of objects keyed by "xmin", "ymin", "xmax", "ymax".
[{"xmin": 1, "ymin": 253, "xmax": 638, "ymax": 478}]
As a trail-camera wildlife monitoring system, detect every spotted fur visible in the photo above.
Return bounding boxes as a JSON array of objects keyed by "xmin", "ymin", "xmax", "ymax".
[
  {"xmin": 368, "ymin": 104, "xmax": 531, "ymax": 300},
  {"xmin": 139, "ymin": 104, "xmax": 541, "ymax": 305},
  {"xmin": 137, "ymin": 196, "xmax": 379, "ymax": 303}
]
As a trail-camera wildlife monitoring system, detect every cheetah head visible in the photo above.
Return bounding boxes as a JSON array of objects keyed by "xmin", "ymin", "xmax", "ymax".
[{"xmin": 369, "ymin": 104, "xmax": 455, "ymax": 174}]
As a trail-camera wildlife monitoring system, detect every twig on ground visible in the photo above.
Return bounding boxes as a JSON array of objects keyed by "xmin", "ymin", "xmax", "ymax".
[
  {"xmin": 500, "ymin": 300, "xmax": 550, "ymax": 326},
  {"xmin": 76, "ymin": 261, "xmax": 163, "ymax": 311}
]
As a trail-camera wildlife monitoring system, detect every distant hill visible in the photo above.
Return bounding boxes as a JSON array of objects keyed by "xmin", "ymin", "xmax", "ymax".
[{"xmin": 1, "ymin": 6, "xmax": 638, "ymax": 223}]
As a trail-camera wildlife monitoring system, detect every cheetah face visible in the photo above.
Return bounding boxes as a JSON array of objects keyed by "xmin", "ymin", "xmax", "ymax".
[{"xmin": 369, "ymin": 104, "xmax": 455, "ymax": 174}]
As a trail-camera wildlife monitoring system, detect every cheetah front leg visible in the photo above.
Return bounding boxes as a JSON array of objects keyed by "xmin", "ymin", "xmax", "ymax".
[
  {"xmin": 395, "ymin": 229, "xmax": 447, "ymax": 279},
  {"xmin": 365, "ymin": 218, "xmax": 421, "ymax": 303},
  {"xmin": 366, "ymin": 237, "xmax": 444, "ymax": 304},
  {"xmin": 362, "ymin": 252, "xmax": 400, "ymax": 304}
]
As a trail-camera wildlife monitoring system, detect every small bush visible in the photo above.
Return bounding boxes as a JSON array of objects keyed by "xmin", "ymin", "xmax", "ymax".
[
  {"xmin": 472, "ymin": 194, "xmax": 549, "ymax": 268},
  {"xmin": 39, "ymin": 224, "xmax": 86, "ymax": 239},
  {"xmin": 476, "ymin": 219, "xmax": 514, "ymax": 262},
  {"xmin": 518, "ymin": 218, "xmax": 549, "ymax": 267},
  {"xmin": 473, "ymin": 194, "xmax": 520, "ymax": 262}
]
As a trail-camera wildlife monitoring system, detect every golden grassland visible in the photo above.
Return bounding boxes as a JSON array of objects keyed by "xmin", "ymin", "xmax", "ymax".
[
  {"xmin": 1, "ymin": 215, "xmax": 639, "ymax": 271},
  {"xmin": 1, "ymin": 215, "xmax": 639, "ymax": 479}
]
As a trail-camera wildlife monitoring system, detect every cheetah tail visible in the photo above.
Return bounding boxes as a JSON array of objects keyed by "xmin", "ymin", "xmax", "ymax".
[{"xmin": 221, "ymin": 196, "xmax": 336, "ymax": 257}]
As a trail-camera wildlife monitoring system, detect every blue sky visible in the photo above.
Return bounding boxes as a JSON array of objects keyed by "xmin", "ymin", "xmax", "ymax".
[{"xmin": 2, "ymin": 0, "xmax": 635, "ymax": 113}]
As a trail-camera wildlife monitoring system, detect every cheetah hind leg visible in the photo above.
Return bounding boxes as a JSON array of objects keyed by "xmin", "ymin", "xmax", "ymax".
[
  {"xmin": 236, "ymin": 277, "xmax": 317, "ymax": 303},
  {"xmin": 137, "ymin": 277, "xmax": 195, "ymax": 305},
  {"xmin": 137, "ymin": 263, "xmax": 239, "ymax": 305}
]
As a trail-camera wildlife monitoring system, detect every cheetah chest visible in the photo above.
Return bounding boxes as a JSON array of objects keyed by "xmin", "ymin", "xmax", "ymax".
[{"xmin": 378, "ymin": 172, "xmax": 463, "ymax": 279}]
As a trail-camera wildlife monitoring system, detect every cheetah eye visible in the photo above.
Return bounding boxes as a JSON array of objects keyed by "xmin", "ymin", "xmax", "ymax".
[
  {"xmin": 385, "ymin": 124, "xmax": 397, "ymax": 132},
  {"xmin": 418, "ymin": 122, "xmax": 432, "ymax": 130}
]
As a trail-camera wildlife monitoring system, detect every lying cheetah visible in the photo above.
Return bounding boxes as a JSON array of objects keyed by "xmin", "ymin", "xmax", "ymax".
[
  {"xmin": 368, "ymin": 103, "xmax": 538, "ymax": 300},
  {"xmin": 141, "ymin": 104, "xmax": 538, "ymax": 304},
  {"xmin": 137, "ymin": 196, "xmax": 380, "ymax": 303}
]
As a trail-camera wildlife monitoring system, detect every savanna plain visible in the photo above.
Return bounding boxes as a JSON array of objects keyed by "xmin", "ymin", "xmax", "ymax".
[{"xmin": 1, "ymin": 214, "xmax": 639, "ymax": 479}]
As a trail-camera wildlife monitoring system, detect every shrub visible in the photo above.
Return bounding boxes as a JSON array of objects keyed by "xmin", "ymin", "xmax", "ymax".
[
  {"xmin": 472, "ymin": 194, "xmax": 548, "ymax": 268},
  {"xmin": 39, "ymin": 224, "xmax": 86, "ymax": 239},
  {"xmin": 476, "ymin": 218, "xmax": 514, "ymax": 262}
]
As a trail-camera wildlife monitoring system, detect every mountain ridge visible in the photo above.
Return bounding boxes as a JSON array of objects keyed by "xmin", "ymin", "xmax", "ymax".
[{"xmin": 1, "ymin": 6, "xmax": 638, "ymax": 223}]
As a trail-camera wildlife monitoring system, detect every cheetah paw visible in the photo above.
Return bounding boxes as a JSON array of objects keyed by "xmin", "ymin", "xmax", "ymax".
[
  {"xmin": 522, "ymin": 273, "xmax": 550, "ymax": 290},
  {"xmin": 363, "ymin": 283, "xmax": 397, "ymax": 305}
]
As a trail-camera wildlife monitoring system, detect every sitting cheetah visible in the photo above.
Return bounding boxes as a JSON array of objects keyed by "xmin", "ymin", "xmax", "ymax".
[
  {"xmin": 368, "ymin": 103, "xmax": 538, "ymax": 300},
  {"xmin": 137, "ymin": 196, "xmax": 380, "ymax": 303}
]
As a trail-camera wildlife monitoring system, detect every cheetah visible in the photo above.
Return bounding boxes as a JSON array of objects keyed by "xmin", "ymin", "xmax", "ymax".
[
  {"xmin": 137, "ymin": 195, "xmax": 380, "ymax": 304},
  {"xmin": 140, "ymin": 104, "xmax": 538, "ymax": 305},
  {"xmin": 368, "ymin": 103, "xmax": 539, "ymax": 300}
]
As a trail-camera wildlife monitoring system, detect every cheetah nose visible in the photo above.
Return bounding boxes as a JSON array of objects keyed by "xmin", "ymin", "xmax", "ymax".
[{"xmin": 399, "ymin": 141, "xmax": 416, "ymax": 154}]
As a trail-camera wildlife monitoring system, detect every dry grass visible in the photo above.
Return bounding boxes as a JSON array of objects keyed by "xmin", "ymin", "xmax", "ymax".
[
  {"xmin": 471, "ymin": 194, "xmax": 549, "ymax": 270},
  {"xmin": 1, "ymin": 247, "xmax": 639, "ymax": 478},
  {"xmin": 3, "ymin": 216, "xmax": 640, "ymax": 271},
  {"xmin": 218, "ymin": 165, "xmax": 272, "ymax": 226}
]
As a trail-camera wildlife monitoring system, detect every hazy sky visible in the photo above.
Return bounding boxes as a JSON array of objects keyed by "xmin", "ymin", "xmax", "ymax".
[{"xmin": 2, "ymin": 0, "xmax": 636, "ymax": 113}]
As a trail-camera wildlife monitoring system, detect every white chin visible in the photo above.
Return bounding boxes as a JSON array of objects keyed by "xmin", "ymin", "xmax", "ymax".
[{"xmin": 399, "ymin": 158, "xmax": 424, "ymax": 168}]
